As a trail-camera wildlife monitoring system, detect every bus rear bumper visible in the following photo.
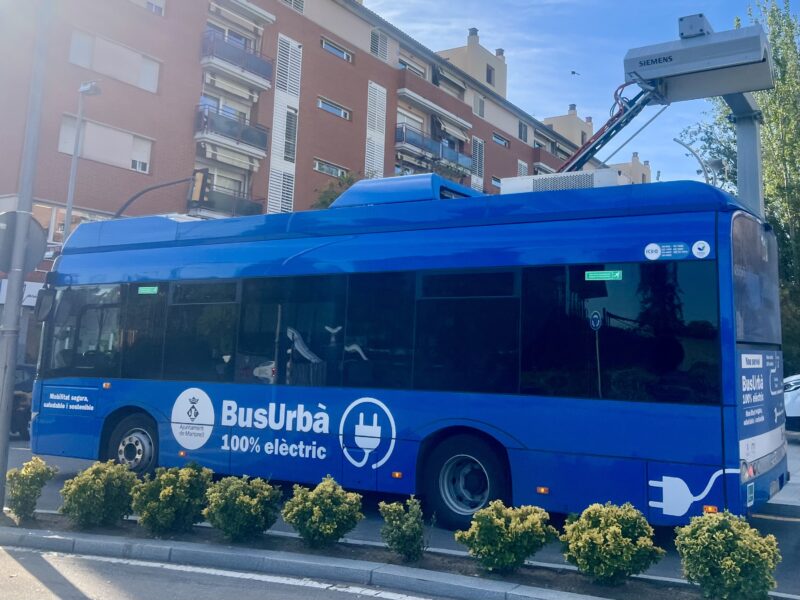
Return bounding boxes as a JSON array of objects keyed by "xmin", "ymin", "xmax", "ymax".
[{"xmin": 746, "ymin": 453, "xmax": 789, "ymax": 514}]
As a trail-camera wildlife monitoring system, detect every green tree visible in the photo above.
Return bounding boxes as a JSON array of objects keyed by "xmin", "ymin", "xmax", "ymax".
[
  {"xmin": 682, "ymin": 1, "xmax": 800, "ymax": 371},
  {"xmin": 313, "ymin": 173, "xmax": 362, "ymax": 209}
]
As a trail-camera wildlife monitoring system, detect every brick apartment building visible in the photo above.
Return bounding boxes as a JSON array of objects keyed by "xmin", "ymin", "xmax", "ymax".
[
  {"xmin": 1, "ymin": 0, "xmax": 594, "ymax": 229},
  {"xmin": 1, "ymin": 0, "xmax": 652, "ymax": 361}
]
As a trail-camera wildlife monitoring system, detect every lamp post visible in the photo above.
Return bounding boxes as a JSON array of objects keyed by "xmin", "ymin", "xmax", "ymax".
[
  {"xmin": 673, "ymin": 138, "xmax": 711, "ymax": 185},
  {"xmin": 64, "ymin": 80, "xmax": 101, "ymax": 240}
]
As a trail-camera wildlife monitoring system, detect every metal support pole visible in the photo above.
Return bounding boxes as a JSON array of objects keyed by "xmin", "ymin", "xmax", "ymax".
[
  {"xmin": 724, "ymin": 92, "xmax": 765, "ymax": 220},
  {"xmin": 64, "ymin": 92, "xmax": 85, "ymax": 240},
  {"xmin": 733, "ymin": 114, "xmax": 765, "ymax": 219},
  {"xmin": 0, "ymin": 0, "xmax": 53, "ymax": 507}
]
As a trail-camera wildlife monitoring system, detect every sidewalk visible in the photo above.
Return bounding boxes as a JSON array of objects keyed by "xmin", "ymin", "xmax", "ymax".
[{"xmin": 0, "ymin": 525, "xmax": 610, "ymax": 600}]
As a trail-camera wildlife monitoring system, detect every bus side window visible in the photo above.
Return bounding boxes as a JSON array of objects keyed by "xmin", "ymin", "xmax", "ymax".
[
  {"xmin": 236, "ymin": 276, "xmax": 346, "ymax": 387},
  {"xmin": 343, "ymin": 272, "xmax": 415, "ymax": 390},
  {"xmin": 413, "ymin": 270, "xmax": 520, "ymax": 394},
  {"xmin": 163, "ymin": 282, "xmax": 238, "ymax": 382},
  {"xmin": 122, "ymin": 284, "xmax": 167, "ymax": 380}
]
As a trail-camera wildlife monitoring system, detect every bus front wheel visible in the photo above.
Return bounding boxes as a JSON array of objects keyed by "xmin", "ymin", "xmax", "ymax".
[
  {"xmin": 423, "ymin": 434, "xmax": 509, "ymax": 530},
  {"xmin": 107, "ymin": 414, "xmax": 158, "ymax": 476}
]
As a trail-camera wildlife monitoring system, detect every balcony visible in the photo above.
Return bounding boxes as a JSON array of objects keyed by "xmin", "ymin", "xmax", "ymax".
[
  {"xmin": 201, "ymin": 31, "xmax": 272, "ymax": 91},
  {"xmin": 188, "ymin": 185, "xmax": 264, "ymax": 217},
  {"xmin": 195, "ymin": 105, "xmax": 269, "ymax": 161},
  {"xmin": 395, "ymin": 124, "xmax": 472, "ymax": 173}
]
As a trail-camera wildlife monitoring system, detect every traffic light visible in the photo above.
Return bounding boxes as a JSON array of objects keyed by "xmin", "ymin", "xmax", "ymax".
[{"xmin": 189, "ymin": 168, "xmax": 211, "ymax": 203}]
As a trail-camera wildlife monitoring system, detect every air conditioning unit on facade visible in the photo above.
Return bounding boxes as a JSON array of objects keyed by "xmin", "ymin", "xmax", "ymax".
[{"xmin": 500, "ymin": 169, "xmax": 627, "ymax": 194}]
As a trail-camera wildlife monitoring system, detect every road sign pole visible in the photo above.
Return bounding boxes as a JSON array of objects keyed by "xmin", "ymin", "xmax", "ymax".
[{"xmin": 0, "ymin": 0, "xmax": 53, "ymax": 507}]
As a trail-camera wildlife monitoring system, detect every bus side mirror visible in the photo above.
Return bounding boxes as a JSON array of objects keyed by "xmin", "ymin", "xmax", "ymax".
[{"xmin": 34, "ymin": 288, "xmax": 56, "ymax": 322}]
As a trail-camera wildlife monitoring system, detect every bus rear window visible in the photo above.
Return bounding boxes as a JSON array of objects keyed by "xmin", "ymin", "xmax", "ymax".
[{"xmin": 733, "ymin": 214, "xmax": 781, "ymax": 344}]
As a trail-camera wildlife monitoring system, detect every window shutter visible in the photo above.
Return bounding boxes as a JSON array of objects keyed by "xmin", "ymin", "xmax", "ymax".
[
  {"xmin": 268, "ymin": 169, "xmax": 295, "ymax": 213},
  {"xmin": 138, "ymin": 57, "xmax": 160, "ymax": 93},
  {"xmin": 471, "ymin": 136, "xmax": 484, "ymax": 191},
  {"xmin": 365, "ymin": 81, "xmax": 387, "ymax": 178},
  {"xmin": 517, "ymin": 159, "xmax": 528, "ymax": 177},
  {"xmin": 276, "ymin": 36, "xmax": 302, "ymax": 97},
  {"xmin": 268, "ymin": 34, "xmax": 302, "ymax": 214},
  {"xmin": 69, "ymin": 30, "xmax": 93, "ymax": 68},
  {"xmin": 370, "ymin": 30, "xmax": 388, "ymax": 61}
]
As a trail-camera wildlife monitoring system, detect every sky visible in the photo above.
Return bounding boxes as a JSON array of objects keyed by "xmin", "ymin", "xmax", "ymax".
[{"xmin": 362, "ymin": 0, "xmax": 772, "ymax": 182}]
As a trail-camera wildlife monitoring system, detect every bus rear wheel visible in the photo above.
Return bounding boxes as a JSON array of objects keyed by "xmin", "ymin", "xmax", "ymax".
[
  {"xmin": 423, "ymin": 434, "xmax": 509, "ymax": 530},
  {"xmin": 107, "ymin": 414, "xmax": 158, "ymax": 476}
]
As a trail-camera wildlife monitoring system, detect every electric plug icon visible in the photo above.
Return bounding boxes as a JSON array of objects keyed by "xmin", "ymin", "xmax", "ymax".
[
  {"xmin": 648, "ymin": 476, "xmax": 695, "ymax": 517},
  {"xmin": 354, "ymin": 412, "xmax": 381, "ymax": 453},
  {"xmin": 649, "ymin": 469, "xmax": 739, "ymax": 516}
]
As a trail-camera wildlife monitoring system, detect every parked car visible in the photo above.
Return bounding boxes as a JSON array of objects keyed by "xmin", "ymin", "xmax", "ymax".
[
  {"xmin": 784, "ymin": 374, "xmax": 800, "ymax": 432},
  {"xmin": 10, "ymin": 364, "xmax": 35, "ymax": 441}
]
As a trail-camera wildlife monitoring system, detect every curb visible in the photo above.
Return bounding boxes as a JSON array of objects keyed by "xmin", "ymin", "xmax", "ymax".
[
  {"xmin": 0, "ymin": 525, "xmax": 610, "ymax": 600},
  {"xmin": 756, "ymin": 501, "xmax": 800, "ymax": 519}
]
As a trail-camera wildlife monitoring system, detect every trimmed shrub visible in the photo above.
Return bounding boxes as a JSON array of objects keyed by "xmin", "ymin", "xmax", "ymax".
[
  {"xmin": 131, "ymin": 463, "xmax": 212, "ymax": 536},
  {"xmin": 455, "ymin": 500, "xmax": 557, "ymax": 573},
  {"xmin": 378, "ymin": 496, "xmax": 425, "ymax": 562},
  {"xmin": 282, "ymin": 475, "xmax": 363, "ymax": 547},
  {"xmin": 561, "ymin": 502, "xmax": 664, "ymax": 584},
  {"xmin": 204, "ymin": 476, "xmax": 282, "ymax": 542},
  {"xmin": 61, "ymin": 461, "xmax": 138, "ymax": 528},
  {"xmin": 675, "ymin": 511, "xmax": 781, "ymax": 599},
  {"xmin": 6, "ymin": 457, "xmax": 57, "ymax": 522}
]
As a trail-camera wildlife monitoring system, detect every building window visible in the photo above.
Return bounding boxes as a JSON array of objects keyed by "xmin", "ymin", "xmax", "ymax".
[
  {"xmin": 473, "ymin": 95, "xmax": 485, "ymax": 118},
  {"xmin": 281, "ymin": 0, "xmax": 304, "ymax": 13},
  {"xmin": 284, "ymin": 108, "xmax": 298, "ymax": 163},
  {"xmin": 127, "ymin": 0, "xmax": 165, "ymax": 15},
  {"xmin": 321, "ymin": 38, "xmax": 352, "ymax": 62},
  {"xmin": 314, "ymin": 158, "xmax": 347, "ymax": 178},
  {"xmin": 492, "ymin": 132, "xmax": 510, "ymax": 148},
  {"xmin": 146, "ymin": 1, "xmax": 164, "ymax": 15},
  {"xmin": 58, "ymin": 115, "xmax": 152, "ymax": 174},
  {"xmin": 581, "ymin": 131, "xmax": 588, "ymax": 144},
  {"xmin": 317, "ymin": 97, "xmax": 350, "ymax": 120},
  {"xmin": 399, "ymin": 58, "xmax": 425, "ymax": 78},
  {"xmin": 518, "ymin": 121, "xmax": 528, "ymax": 142},
  {"xmin": 491, "ymin": 176, "xmax": 501, "ymax": 188},
  {"xmin": 370, "ymin": 29, "xmax": 389, "ymax": 61},
  {"xmin": 69, "ymin": 30, "xmax": 160, "ymax": 93},
  {"xmin": 486, "ymin": 64, "xmax": 495, "ymax": 85}
]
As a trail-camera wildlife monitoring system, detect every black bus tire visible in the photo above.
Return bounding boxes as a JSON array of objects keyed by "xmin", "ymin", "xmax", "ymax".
[
  {"xmin": 107, "ymin": 414, "xmax": 158, "ymax": 476},
  {"xmin": 422, "ymin": 434, "xmax": 510, "ymax": 530}
]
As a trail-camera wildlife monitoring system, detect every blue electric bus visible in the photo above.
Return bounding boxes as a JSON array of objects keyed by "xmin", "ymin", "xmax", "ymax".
[{"xmin": 31, "ymin": 174, "xmax": 789, "ymax": 527}]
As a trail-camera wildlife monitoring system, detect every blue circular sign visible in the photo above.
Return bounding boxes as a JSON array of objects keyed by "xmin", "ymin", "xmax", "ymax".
[{"xmin": 589, "ymin": 311, "xmax": 602, "ymax": 331}]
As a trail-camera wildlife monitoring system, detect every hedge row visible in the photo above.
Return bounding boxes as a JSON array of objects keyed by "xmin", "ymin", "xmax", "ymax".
[{"xmin": 6, "ymin": 458, "xmax": 781, "ymax": 597}]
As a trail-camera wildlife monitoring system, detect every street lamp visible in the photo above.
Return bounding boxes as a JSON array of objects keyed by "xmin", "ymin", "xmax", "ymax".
[
  {"xmin": 64, "ymin": 80, "xmax": 101, "ymax": 240},
  {"xmin": 673, "ymin": 138, "xmax": 711, "ymax": 185}
]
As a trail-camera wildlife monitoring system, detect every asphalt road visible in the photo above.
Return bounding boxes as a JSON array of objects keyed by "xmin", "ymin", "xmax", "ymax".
[
  {"xmin": 0, "ymin": 546, "xmax": 444, "ymax": 600},
  {"xmin": 6, "ymin": 440, "xmax": 800, "ymax": 596}
]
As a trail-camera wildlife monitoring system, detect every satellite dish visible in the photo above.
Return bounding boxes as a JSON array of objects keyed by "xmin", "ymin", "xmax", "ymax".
[{"xmin": 0, "ymin": 211, "xmax": 48, "ymax": 274}]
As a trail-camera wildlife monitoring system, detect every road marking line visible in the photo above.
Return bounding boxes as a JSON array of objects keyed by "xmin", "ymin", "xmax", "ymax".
[
  {"xmin": 752, "ymin": 513, "xmax": 800, "ymax": 523},
  {"xmin": 1, "ymin": 546, "xmax": 435, "ymax": 600}
]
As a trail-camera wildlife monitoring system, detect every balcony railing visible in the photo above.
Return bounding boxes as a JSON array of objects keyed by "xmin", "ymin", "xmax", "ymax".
[
  {"xmin": 195, "ymin": 105, "xmax": 269, "ymax": 151},
  {"xmin": 189, "ymin": 185, "xmax": 264, "ymax": 216},
  {"xmin": 395, "ymin": 124, "xmax": 471, "ymax": 171},
  {"xmin": 202, "ymin": 30, "xmax": 273, "ymax": 82}
]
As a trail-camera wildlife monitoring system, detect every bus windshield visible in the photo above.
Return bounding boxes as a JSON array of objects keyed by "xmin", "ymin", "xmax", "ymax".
[{"xmin": 733, "ymin": 214, "xmax": 781, "ymax": 345}]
